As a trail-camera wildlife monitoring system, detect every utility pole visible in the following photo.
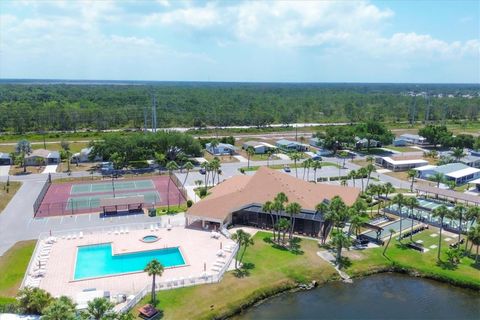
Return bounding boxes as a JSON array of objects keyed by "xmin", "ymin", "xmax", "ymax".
[
  {"xmin": 143, "ymin": 105, "xmax": 147, "ymax": 132},
  {"xmin": 112, "ymin": 175, "xmax": 116, "ymax": 198}
]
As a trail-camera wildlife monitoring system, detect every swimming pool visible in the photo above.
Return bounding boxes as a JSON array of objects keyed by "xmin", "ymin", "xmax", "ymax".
[{"xmin": 74, "ymin": 244, "xmax": 185, "ymax": 280}]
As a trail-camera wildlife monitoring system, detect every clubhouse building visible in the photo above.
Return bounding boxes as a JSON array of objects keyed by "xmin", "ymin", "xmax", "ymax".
[{"xmin": 186, "ymin": 167, "xmax": 360, "ymax": 237}]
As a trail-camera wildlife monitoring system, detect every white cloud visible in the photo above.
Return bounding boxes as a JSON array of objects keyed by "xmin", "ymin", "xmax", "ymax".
[{"xmin": 143, "ymin": 3, "xmax": 219, "ymax": 28}]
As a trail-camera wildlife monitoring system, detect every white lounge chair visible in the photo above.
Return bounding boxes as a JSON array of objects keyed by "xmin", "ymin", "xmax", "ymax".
[
  {"xmin": 150, "ymin": 224, "xmax": 154, "ymax": 232},
  {"xmin": 125, "ymin": 227, "xmax": 129, "ymax": 234},
  {"xmin": 72, "ymin": 233, "xmax": 77, "ymax": 239},
  {"xmin": 211, "ymin": 266, "xmax": 221, "ymax": 272},
  {"xmin": 213, "ymin": 262, "xmax": 224, "ymax": 267},
  {"xmin": 79, "ymin": 232, "xmax": 84, "ymax": 239},
  {"xmin": 114, "ymin": 229, "xmax": 119, "ymax": 235}
]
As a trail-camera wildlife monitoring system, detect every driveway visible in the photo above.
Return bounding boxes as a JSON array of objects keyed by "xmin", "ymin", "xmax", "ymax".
[
  {"xmin": 0, "ymin": 165, "xmax": 10, "ymax": 176},
  {"xmin": 275, "ymin": 153, "xmax": 290, "ymax": 160},
  {"xmin": 233, "ymin": 155, "xmax": 248, "ymax": 163},
  {"xmin": 42, "ymin": 165, "xmax": 58, "ymax": 174}
]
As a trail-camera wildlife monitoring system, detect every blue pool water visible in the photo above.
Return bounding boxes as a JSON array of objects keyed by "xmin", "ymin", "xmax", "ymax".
[{"xmin": 74, "ymin": 244, "xmax": 185, "ymax": 280}]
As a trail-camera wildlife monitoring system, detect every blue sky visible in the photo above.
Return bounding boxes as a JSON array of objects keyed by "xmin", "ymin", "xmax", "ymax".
[{"xmin": 0, "ymin": 0, "xmax": 478, "ymax": 83}]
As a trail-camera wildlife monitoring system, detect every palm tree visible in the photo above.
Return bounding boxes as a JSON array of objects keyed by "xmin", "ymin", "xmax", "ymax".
[
  {"xmin": 286, "ymin": 202, "xmax": 302, "ymax": 244},
  {"xmin": 452, "ymin": 147, "xmax": 465, "ymax": 161},
  {"xmin": 453, "ymin": 204, "xmax": 467, "ymax": 243},
  {"xmin": 357, "ymin": 167, "xmax": 368, "ymax": 193},
  {"xmin": 467, "ymin": 225, "xmax": 480, "ymax": 264},
  {"xmin": 166, "ymin": 161, "xmax": 179, "ymax": 211},
  {"xmin": 290, "ymin": 152, "xmax": 301, "ymax": 178},
  {"xmin": 340, "ymin": 178, "xmax": 347, "ymax": 186},
  {"xmin": 302, "ymin": 158, "xmax": 312, "ymax": 181},
  {"xmin": 266, "ymin": 149, "xmax": 275, "ymax": 167},
  {"xmin": 429, "ymin": 172, "xmax": 445, "ymax": 189},
  {"xmin": 347, "ymin": 169, "xmax": 357, "ymax": 187},
  {"xmin": 200, "ymin": 161, "xmax": 209, "ymax": 187},
  {"xmin": 315, "ymin": 201, "xmax": 330, "ymax": 244},
  {"xmin": 365, "ymin": 163, "xmax": 376, "ymax": 189},
  {"xmin": 246, "ymin": 146, "xmax": 255, "ymax": 169},
  {"xmin": 312, "ymin": 160, "xmax": 322, "ymax": 183},
  {"xmin": 83, "ymin": 297, "xmax": 115, "ymax": 320},
  {"xmin": 432, "ymin": 205, "xmax": 449, "ymax": 261},
  {"xmin": 329, "ymin": 196, "xmax": 349, "ymax": 230},
  {"xmin": 181, "ymin": 161, "xmax": 194, "ymax": 189},
  {"xmin": 16, "ymin": 139, "xmax": 32, "ymax": 173},
  {"xmin": 348, "ymin": 210, "xmax": 368, "ymax": 237},
  {"xmin": 330, "ymin": 229, "xmax": 352, "ymax": 266},
  {"xmin": 16, "ymin": 287, "xmax": 52, "ymax": 315},
  {"xmin": 232, "ymin": 229, "xmax": 247, "ymax": 269},
  {"xmin": 209, "ymin": 158, "xmax": 221, "ymax": 186},
  {"xmin": 154, "ymin": 152, "xmax": 166, "ymax": 174},
  {"xmin": 405, "ymin": 197, "xmax": 419, "ymax": 241},
  {"xmin": 383, "ymin": 228, "xmax": 396, "ymax": 256},
  {"xmin": 277, "ymin": 218, "xmax": 290, "ymax": 244},
  {"xmin": 392, "ymin": 193, "xmax": 406, "ymax": 242},
  {"xmin": 407, "ymin": 169, "xmax": 416, "ymax": 192},
  {"xmin": 465, "ymin": 207, "xmax": 480, "ymax": 252},
  {"xmin": 384, "ymin": 182, "xmax": 395, "ymax": 210},
  {"xmin": 144, "ymin": 259, "xmax": 164, "ymax": 304},
  {"xmin": 338, "ymin": 151, "xmax": 348, "ymax": 168},
  {"xmin": 238, "ymin": 231, "xmax": 254, "ymax": 266},
  {"xmin": 194, "ymin": 179, "xmax": 203, "ymax": 201},
  {"xmin": 262, "ymin": 201, "xmax": 275, "ymax": 242},
  {"xmin": 42, "ymin": 296, "xmax": 76, "ymax": 320},
  {"xmin": 366, "ymin": 155, "xmax": 374, "ymax": 164},
  {"xmin": 61, "ymin": 140, "xmax": 71, "ymax": 172}
]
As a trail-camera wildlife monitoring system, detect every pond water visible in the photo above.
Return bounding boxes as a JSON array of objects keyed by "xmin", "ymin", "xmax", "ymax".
[{"xmin": 233, "ymin": 273, "xmax": 480, "ymax": 320}]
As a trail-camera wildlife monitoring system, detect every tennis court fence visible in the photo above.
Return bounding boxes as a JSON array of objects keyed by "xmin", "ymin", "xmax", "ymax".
[{"xmin": 33, "ymin": 179, "xmax": 51, "ymax": 215}]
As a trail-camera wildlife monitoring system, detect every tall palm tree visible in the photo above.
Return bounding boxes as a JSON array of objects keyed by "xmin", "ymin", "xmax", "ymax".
[
  {"xmin": 286, "ymin": 202, "xmax": 302, "ymax": 243},
  {"xmin": 290, "ymin": 152, "xmax": 301, "ymax": 178},
  {"xmin": 144, "ymin": 259, "xmax": 164, "ymax": 304},
  {"xmin": 16, "ymin": 139, "xmax": 32, "ymax": 173},
  {"xmin": 302, "ymin": 158, "xmax": 312, "ymax": 181},
  {"xmin": 347, "ymin": 169, "xmax": 357, "ymax": 187},
  {"xmin": 453, "ymin": 204, "xmax": 467, "ymax": 243},
  {"xmin": 154, "ymin": 152, "xmax": 166, "ymax": 174},
  {"xmin": 392, "ymin": 193, "xmax": 406, "ymax": 242},
  {"xmin": 232, "ymin": 229, "xmax": 247, "ymax": 269},
  {"xmin": 365, "ymin": 163, "xmax": 376, "ymax": 189},
  {"xmin": 452, "ymin": 147, "xmax": 465, "ymax": 161},
  {"xmin": 315, "ymin": 202, "xmax": 330, "ymax": 244},
  {"xmin": 348, "ymin": 210, "xmax": 369, "ymax": 237},
  {"xmin": 262, "ymin": 201, "xmax": 275, "ymax": 242},
  {"xmin": 405, "ymin": 196, "xmax": 419, "ymax": 241},
  {"xmin": 209, "ymin": 158, "xmax": 221, "ymax": 186},
  {"xmin": 432, "ymin": 205, "xmax": 449, "ymax": 261},
  {"xmin": 384, "ymin": 182, "xmax": 395, "ymax": 210},
  {"xmin": 246, "ymin": 146, "xmax": 255, "ymax": 169},
  {"xmin": 467, "ymin": 225, "xmax": 480, "ymax": 264},
  {"xmin": 238, "ymin": 231, "xmax": 254, "ymax": 265},
  {"xmin": 182, "ymin": 161, "xmax": 194, "ymax": 189},
  {"xmin": 266, "ymin": 149, "xmax": 275, "ymax": 167},
  {"xmin": 465, "ymin": 207, "xmax": 480, "ymax": 252},
  {"xmin": 194, "ymin": 179, "xmax": 203, "ymax": 201},
  {"xmin": 330, "ymin": 229, "xmax": 352, "ymax": 266},
  {"xmin": 329, "ymin": 196, "xmax": 349, "ymax": 230},
  {"xmin": 383, "ymin": 228, "xmax": 396, "ymax": 256},
  {"xmin": 429, "ymin": 172, "xmax": 445, "ymax": 189},
  {"xmin": 200, "ymin": 161, "xmax": 209, "ymax": 188},
  {"xmin": 407, "ymin": 169, "xmax": 416, "ymax": 192},
  {"xmin": 312, "ymin": 160, "xmax": 322, "ymax": 183},
  {"xmin": 338, "ymin": 151, "xmax": 348, "ymax": 168},
  {"xmin": 277, "ymin": 218, "xmax": 291, "ymax": 244},
  {"xmin": 357, "ymin": 167, "xmax": 368, "ymax": 193},
  {"xmin": 166, "ymin": 161, "xmax": 179, "ymax": 210}
]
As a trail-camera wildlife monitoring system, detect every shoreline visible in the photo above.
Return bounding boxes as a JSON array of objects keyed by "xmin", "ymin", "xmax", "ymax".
[{"xmin": 223, "ymin": 267, "xmax": 480, "ymax": 320}]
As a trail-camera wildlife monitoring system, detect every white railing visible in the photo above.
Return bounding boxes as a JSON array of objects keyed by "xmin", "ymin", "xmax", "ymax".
[
  {"xmin": 116, "ymin": 242, "xmax": 240, "ymax": 314},
  {"xmin": 220, "ymin": 226, "xmax": 232, "ymax": 239}
]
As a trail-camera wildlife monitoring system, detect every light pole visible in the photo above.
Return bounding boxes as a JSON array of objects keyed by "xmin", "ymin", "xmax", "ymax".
[{"xmin": 111, "ymin": 175, "xmax": 116, "ymax": 198}]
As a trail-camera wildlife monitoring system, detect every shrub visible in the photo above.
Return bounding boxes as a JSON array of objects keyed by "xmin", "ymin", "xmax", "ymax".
[
  {"xmin": 186, "ymin": 200, "xmax": 193, "ymax": 207},
  {"xmin": 199, "ymin": 188, "xmax": 207, "ymax": 198}
]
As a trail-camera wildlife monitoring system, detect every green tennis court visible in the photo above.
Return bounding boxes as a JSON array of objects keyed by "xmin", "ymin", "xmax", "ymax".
[
  {"xmin": 65, "ymin": 190, "xmax": 161, "ymax": 210},
  {"xmin": 70, "ymin": 180, "xmax": 155, "ymax": 194}
]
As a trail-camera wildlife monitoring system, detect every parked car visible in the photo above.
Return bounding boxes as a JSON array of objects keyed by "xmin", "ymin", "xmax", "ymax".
[
  {"xmin": 311, "ymin": 155, "xmax": 323, "ymax": 161},
  {"xmin": 283, "ymin": 165, "xmax": 291, "ymax": 173},
  {"xmin": 199, "ymin": 168, "xmax": 206, "ymax": 175}
]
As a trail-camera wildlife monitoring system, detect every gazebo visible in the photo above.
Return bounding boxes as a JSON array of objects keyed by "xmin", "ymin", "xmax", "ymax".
[{"xmin": 100, "ymin": 195, "xmax": 145, "ymax": 215}]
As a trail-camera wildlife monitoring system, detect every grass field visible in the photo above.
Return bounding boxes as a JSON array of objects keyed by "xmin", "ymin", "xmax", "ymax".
[
  {"xmin": 0, "ymin": 241, "xmax": 36, "ymax": 304},
  {"xmin": 0, "ymin": 181, "xmax": 21, "ymax": 214},
  {"xmin": 0, "ymin": 141, "xmax": 90, "ymax": 154},
  {"xmin": 345, "ymin": 229, "xmax": 480, "ymax": 288},
  {"xmin": 132, "ymin": 231, "xmax": 338, "ymax": 319}
]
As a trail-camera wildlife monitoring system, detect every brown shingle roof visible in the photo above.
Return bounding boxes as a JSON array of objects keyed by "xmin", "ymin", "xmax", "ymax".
[{"xmin": 187, "ymin": 167, "xmax": 360, "ymax": 222}]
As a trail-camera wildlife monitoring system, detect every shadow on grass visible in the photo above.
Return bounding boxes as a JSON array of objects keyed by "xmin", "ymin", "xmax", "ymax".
[
  {"xmin": 338, "ymin": 256, "xmax": 352, "ymax": 269},
  {"xmin": 234, "ymin": 262, "xmax": 255, "ymax": 278},
  {"xmin": 436, "ymin": 260, "xmax": 459, "ymax": 271},
  {"xmin": 263, "ymin": 236, "xmax": 304, "ymax": 255}
]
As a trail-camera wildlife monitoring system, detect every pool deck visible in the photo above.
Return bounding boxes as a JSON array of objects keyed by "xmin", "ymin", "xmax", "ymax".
[{"xmin": 35, "ymin": 227, "xmax": 235, "ymax": 298}]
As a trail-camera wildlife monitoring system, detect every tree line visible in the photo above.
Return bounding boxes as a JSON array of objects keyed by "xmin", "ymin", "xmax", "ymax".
[{"xmin": 0, "ymin": 83, "xmax": 478, "ymax": 133}]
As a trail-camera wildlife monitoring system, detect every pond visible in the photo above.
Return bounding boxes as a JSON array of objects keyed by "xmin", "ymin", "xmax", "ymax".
[{"xmin": 233, "ymin": 273, "xmax": 480, "ymax": 320}]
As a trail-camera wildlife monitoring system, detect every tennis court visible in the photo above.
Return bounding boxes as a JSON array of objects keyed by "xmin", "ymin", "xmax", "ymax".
[
  {"xmin": 364, "ymin": 218, "xmax": 420, "ymax": 239},
  {"xmin": 65, "ymin": 191, "xmax": 160, "ymax": 210},
  {"xmin": 71, "ymin": 180, "xmax": 155, "ymax": 194},
  {"xmin": 35, "ymin": 176, "xmax": 187, "ymax": 217}
]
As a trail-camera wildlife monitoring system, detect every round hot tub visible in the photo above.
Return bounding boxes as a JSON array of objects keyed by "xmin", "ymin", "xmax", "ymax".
[{"xmin": 141, "ymin": 235, "xmax": 159, "ymax": 243}]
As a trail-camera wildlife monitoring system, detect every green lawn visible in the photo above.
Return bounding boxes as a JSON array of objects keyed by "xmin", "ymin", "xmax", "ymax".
[
  {"xmin": 345, "ymin": 229, "xmax": 480, "ymax": 289},
  {"xmin": 0, "ymin": 182, "xmax": 21, "ymax": 214},
  {"xmin": 132, "ymin": 231, "xmax": 338, "ymax": 319},
  {"xmin": 383, "ymin": 145, "xmax": 420, "ymax": 152},
  {"xmin": 240, "ymin": 161, "xmax": 340, "ymax": 172},
  {"xmin": 0, "ymin": 241, "xmax": 36, "ymax": 304}
]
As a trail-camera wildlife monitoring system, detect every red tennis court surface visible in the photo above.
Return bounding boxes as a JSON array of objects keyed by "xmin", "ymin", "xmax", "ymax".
[{"xmin": 35, "ymin": 176, "xmax": 186, "ymax": 218}]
